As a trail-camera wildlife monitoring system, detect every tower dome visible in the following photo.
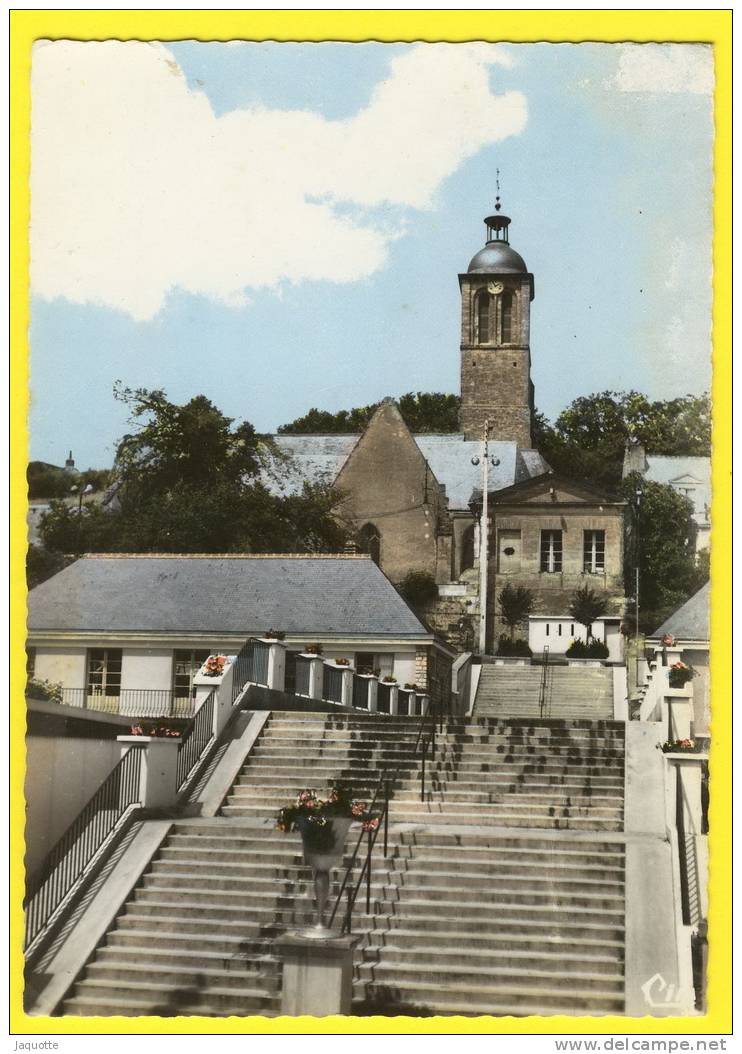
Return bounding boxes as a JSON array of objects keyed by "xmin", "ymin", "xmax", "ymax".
[{"xmin": 467, "ymin": 194, "xmax": 527, "ymax": 274}]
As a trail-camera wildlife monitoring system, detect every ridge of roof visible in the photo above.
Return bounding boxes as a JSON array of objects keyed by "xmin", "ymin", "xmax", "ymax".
[{"xmin": 79, "ymin": 552, "xmax": 371, "ymax": 560}]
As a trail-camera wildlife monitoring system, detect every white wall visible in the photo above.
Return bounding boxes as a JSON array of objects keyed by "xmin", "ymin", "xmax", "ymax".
[
  {"xmin": 121, "ymin": 648, "xmax": 173, "ymax": 691},
  {"xmin": 33, "ymin": 646, "xmax": 87, "ymax": 688},
  {"xmin": 392, "ymin": 651, "xmax": 417, "ymax": 685},
  {"xmin": 24, "ymin": 735, "xmax": 122, "ymax": 875},
  {"xmin": 529, "ymin": 619, "xmax": 605, "ymax": 656}
]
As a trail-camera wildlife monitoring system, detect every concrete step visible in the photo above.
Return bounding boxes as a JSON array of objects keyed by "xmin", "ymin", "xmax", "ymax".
[
  {"xmin": 352, "ymin": 976, "xmax": 624, "ymax": 1015},
  {"xmin": 84, "ymin": 958, "xmax": 281, "ymax": 992},
  {"xmin": 64, "ymin": 979, "xmax": 278, "ymax": 1017},
  {"xmin": 361, "ymin": 927, "xmax": 624, "ymax": 957},
  {"xmin": 354, "ymin": 959, "xmax": 623, "ymax": 994}
]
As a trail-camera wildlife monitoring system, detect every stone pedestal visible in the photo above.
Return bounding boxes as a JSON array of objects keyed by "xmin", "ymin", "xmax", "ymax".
[
  {"xmin": 276, "ymin": 933, "xmax": 359, "ymax": 1016},
  {"xmin": 116, "ymin": 736, "xmax": 180, "ymax": 809}
]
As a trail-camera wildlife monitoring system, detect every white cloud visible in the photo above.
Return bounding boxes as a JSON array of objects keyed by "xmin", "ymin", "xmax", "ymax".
[
  {"xmin": 30, "ymin": 41, "xmax": 527, "ymax": 321},
  {"xmin": 612, "ymin": 43, "xmax": 714, "ymax": 95}
]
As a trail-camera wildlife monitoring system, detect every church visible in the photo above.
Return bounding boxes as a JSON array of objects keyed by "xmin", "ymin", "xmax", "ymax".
[{"xmin": 264, "ymin": 198, "xmax": 627, "ymax": 654}]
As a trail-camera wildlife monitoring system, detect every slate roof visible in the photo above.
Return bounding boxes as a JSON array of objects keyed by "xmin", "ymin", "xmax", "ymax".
[
  {"xmin": 644, "ymin": 456, "xmax": 711, "ymax": 526},
  {"xmin": 27, "ymin": 555, "xmax": 429, "ymax": 638},
  {"xmin": 651, "ymin": 582, "xmax": 710, "ymax": 642},
  {"xmin": 262, "ymin": 434, "xmax": 549, "ymax": 511}
]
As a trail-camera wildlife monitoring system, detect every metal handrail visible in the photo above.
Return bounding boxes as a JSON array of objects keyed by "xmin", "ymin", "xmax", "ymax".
[
  {"xmin": 538, "ymin": 645, "xmax": 550, "ymax": 718},
  {"xmin": 328, "ymin": 700, "xmax": 440, "ymax": 933},
  {"xmin": 231, "ymin": 638, "xmax": 271, "ymax": 702},
  {"xmin": 176, "ymin": 689, "xmax": 216, "ymax": 790},
  {"xmin": 49, "ymin": 687, "xmax": 197, "ymax": 718},
  {"xmin": 24, "ymin": 746, "xmax": 143, "ymax": 950}
]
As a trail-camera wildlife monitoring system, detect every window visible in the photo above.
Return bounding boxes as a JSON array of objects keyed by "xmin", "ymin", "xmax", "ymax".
[
  {"xmin": 355, "ymin": 652, "xmax": 375, "ymax": 675},
  {"xmin": 583, "ymin": 530, "xmax": 606, "ymax": 573},
  {"xmin": 460, "ymin": 524, "xmax": 475, "ymax": 573},
  {"xmin": 26, "ymin": 646, "xmax": 36, "ymax": 678},
  {"xmin": 500, "ymin": 291, "xmax": 514, "ymax": 343},
  {"xmin": 540, "ymin": 530, "xmax": 562, "ymax": 573},
  {"xmin": 476, "ymin": 292, "xmax": 491, "ymax": 344},
  {"xmin": 87, "ymin": 648, "xmax": 122, "ymax": 698},
  {"xmin": 359, "ymin": 523, "xmax": 381, "ymax": 565},
  {"xmin": 173, "ymin": 649, "xmax": 210, "ymax": 698}
]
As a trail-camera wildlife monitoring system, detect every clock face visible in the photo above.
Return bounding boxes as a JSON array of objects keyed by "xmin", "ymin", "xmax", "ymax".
[{"xmin": 487, "ymin": 281, "xmax": 504, "ymax": 295}]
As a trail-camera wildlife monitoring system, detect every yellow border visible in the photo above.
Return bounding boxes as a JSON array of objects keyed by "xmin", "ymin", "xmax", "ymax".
[{"xmin": 10, "ymin": 9, "xmax": 732, "ymax": 1037}]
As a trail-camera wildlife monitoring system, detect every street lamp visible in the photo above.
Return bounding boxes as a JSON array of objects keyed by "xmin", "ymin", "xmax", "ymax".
[
  {"xmin": 70, "ymin": 482, "xmax": 95, "ymax": 553},
  {"xmin": 634, "ymin": 485, "xmax": 643, "ymax": 637}
]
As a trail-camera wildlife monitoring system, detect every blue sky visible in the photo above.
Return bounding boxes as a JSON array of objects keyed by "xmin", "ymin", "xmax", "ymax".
[{"xmin": 29, "ymin": 41, "xmax": 713, "ymax": 468}]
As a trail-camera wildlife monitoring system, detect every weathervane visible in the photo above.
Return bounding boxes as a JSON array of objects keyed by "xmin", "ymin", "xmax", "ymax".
[{"xmin": 495, "ymin": 168, "xmax": 501, "ymax": 212}]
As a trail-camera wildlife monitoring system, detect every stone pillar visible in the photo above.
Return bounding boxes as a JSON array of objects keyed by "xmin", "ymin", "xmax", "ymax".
[
  {"xmin": 365, "ymin": 675, "xmax": 379, "ymax": 712},
  {"xmin": 305, "ymin": 656, "xmax": 324, "ymax": 700},
  {"xmin": 116, "ymin": 737, "xmax": 180, "ymax": 809},
  {"xmin": 264, "ymin": 640, "xmax": 287, "ymax": 692},
  {"xmin": 388, "ymin": 684, "xmax": 399, "ymax": 716},
  {"xmin": 193, "ymin": 655, "xmax": 236, "ymax": 738},
  {"xmin": 339, "ymin": 666, "xmax": 355, "ymax": 707},
  {"xmin": 276, "ymin": 934, "xmax": 360, "ymax": 1016}
]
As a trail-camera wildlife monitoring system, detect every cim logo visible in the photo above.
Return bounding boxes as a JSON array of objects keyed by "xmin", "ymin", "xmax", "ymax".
[{"xmin": 641, "ymin": 972, "xmax": 694, "ymax": 1010}]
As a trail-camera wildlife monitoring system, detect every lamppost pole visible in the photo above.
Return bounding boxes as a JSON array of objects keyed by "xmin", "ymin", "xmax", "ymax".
[
  {"xmin": 478, "ymin": 420, "xmax": 490, "ymax": 655},
  {"xmin": 634, "ymin": 485, "xmax": 643, "ymax": 637}
]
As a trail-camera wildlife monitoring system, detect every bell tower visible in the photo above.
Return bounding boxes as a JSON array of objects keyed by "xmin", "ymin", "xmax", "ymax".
[{"xmin": 459, "ymin": 191, "xmax": 535, "ymax": 445}]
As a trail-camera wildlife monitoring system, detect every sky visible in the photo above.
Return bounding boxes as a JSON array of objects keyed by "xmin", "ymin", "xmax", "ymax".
[{"xmin": 29, "ymin": 40, "xmax": 714, "ymax": 469}]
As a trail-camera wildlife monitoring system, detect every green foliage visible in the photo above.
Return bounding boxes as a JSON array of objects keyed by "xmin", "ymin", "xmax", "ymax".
[
  {"xmin": 568, "ymin": 585, "xmax": 609, "ymax": 640},
  {"xmin": 534, "ymin": 391, "xmax": 711, "ymax": 486},
  {"xmin": 496, "ymin": 635, "xmax": 532, "ymax": 657},
  {"xmin": 27, "ymin": 463, "xmax": 113, "ymax": 499},
  {"xmin": 398, "ymin": 571, "xmax": 439, "ymax": 609},
  {"xmin": 278, "ymin": 392, "xmax": 461, "ymax": 435},
  {"xmin": 26, "ymin": 677, "xmax": 63, "ymax": 703},
  {"xmin": 497, "ymin": 583, "xmax": 535, "ymax": 640},
  {"xmin": 35, "ymin": 387, "xmax": 351, "ymax": 566},
  {"xmin": 621, "ymin": 473, "xmax": 707, "ymax": 633},
  {"xmin": 26, "ymin": 544, "xmax": 73, "ymax": 589},
  {"xmin": 565, "ymin": 639, "xmax": 609, "ymax": 659}
]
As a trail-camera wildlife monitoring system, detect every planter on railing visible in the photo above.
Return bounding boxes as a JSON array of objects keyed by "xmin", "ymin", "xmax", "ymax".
[
  {"xmin": 397, "ymin": 688, "xmax": 417, "ymax": 717},
  {"xmin": 24, "ymin": 746, "xmax": 143, "ymax": 951}
]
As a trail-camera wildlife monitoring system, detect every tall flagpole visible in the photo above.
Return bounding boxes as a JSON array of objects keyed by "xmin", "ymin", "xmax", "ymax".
[{"xmin": 479, "ymin": 419, "xmax": 490, "ymax": 655}]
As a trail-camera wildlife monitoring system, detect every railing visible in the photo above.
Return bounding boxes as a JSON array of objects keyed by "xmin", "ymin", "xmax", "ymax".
[
  {"xmin": 352, "ymin": 674, "xmax": 369, "ymax": 711},
  {"xmin": 538, "ymin": 646, "xmax": 550, "ymax": 718},
  {"xmin": 295, "ymin": 656, "xmax": 311, "ymax": 696},
  {"xmin": 376, "ymin": 682, "xmax": 392, "ymax": 713},
  {"xmin": 24, "ymin": 746, "xmax": 143, "ymax": 951},
  {"xmin": 324, "ymin": 666, "xmax": 343, "ymax": 704},
  {"xmin": 328, "ymin": 702, "xmax": 441, "ymax": 934},
  {"xmin": 176, "ymin": 690, "xmax": 216, "ymax": 790},
  {"xmin": 231, "ymin": 638, "xmax": 271, "ymax": 702},
  {"xmin": 55, "ymin": 687, "xmax": 196, "ymax": 719}
]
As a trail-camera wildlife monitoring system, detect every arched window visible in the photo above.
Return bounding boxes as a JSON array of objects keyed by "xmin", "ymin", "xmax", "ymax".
[
  {"xmin": 476, "ymin": 292, "xmax": 491, "ymax": 344},
  {"xmin": 359, "ymin": 523, "xmax": 381, "ymax": 566},
  {"xmin": 500, "ymin": 291, "xmax": 514, "ymax": 343},
  {"xmin": 460, "ymin": 524, "xmax": 476, "ymax": 573}
]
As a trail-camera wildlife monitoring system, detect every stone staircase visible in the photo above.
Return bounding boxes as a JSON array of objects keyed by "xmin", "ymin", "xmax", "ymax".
[
  {"xmin": 60, "ymin": 708, "xmax": 627, "ymax": 1017},
  {"xmin": 475, "ymin": 664, "xmax": 614, "ymax": 720}
]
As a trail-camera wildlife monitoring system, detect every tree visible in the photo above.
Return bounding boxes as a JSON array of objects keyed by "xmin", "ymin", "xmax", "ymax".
[
  {"xmin": 621, "ymin": 473, "xmax": 707, "ymax": 632},
  {"xmin": 569, "ymin": 585, "xmax": 608, "ymax": 642},
  {"xmin": 399, "ymin": 571, "xmax": 439, "ymax": 610},
  {"xmin": 278, "ymin": 392, "xmax": 461, "ymax": 435},
  {"xmin": 36, "ymin": 386, "xmax": 351, "ymax": 565},
  {"xmin": 498, "ymin": 583, "xmax": 535, "ymax": 641},
  {"xmin": 534, "ymin": 391, "xmax": 711, "ymax": 486}
]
